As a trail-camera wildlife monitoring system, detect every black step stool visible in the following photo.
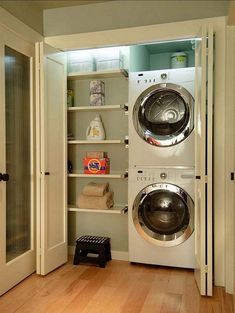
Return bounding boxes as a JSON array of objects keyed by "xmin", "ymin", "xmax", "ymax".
[{"xmin": 73, "ymin": 235, "xmax": 111, "ymax": 268}]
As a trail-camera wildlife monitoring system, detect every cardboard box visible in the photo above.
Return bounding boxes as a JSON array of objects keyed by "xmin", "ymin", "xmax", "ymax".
[
  {"xmin": 89, "ymin": 80, "xmax": 105, "ymax": 94},
  {"xmin": 90, "ymin": 93, "xmax": 105, "ymax": 106},
  {"xmin": 83, "ymin": 158, "xmax": 110, "ymax": 174},
  {"xmin": 86, "ymin": 151, "xmax": 108, "ymax": 158}
]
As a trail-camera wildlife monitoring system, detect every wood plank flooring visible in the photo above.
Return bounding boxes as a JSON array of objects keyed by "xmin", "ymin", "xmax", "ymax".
[{"xmin": 0, "ymin": 259, "xmax": 233, "ymax": 313}]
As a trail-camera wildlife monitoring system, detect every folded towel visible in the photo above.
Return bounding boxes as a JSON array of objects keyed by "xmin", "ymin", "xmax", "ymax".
[
  {"xmin": 82, "ymin": 182, "xmax": 109, "ymax": 197},
  {"xmin": 77, "ymin": 191, "xmax": 114, "ymax": 210}
]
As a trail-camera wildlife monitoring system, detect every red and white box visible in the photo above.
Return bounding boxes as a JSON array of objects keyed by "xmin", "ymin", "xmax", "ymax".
[{"xmin": 83, "ymin": 157, "xmax": 110, "ymax": 174}]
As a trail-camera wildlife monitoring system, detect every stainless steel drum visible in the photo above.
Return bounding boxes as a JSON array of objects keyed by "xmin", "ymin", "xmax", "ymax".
[
  {"xmin": 133, "ymin": 83, "xmax": 194, "ymax": 147},
  {"xmin": 132, "ymin": 182, "xmax": 194, "ymax": 247}
]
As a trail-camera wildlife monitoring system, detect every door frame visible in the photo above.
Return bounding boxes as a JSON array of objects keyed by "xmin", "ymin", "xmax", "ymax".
[
  {"xmin": 45, "ymin": 16, "xmax": 227, "ymax": 288},
  {"xmin": 225, "ymin": 25, "xmax": 235, "ymax": 294}
]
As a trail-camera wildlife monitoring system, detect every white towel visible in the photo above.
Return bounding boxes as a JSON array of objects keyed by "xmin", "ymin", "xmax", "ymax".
[
  {"xmin": 77, "ymin": 191, "xmax": 114, "ymax": 210},
  {"xmin": 82, "ymin": 182, "xmax": 109, "ymax": 197}
]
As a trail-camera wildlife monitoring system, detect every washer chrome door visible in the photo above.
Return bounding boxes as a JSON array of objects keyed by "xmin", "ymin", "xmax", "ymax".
[
  {"xmin": 133, "ymin": 183, "xmax": 194, "ymax": 247},
  {"xmin": 133, "ymin": 83, "xmax": 194, "ymax": 147}
]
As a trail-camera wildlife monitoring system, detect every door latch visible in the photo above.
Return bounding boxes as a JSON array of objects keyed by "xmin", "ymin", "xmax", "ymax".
[{"xmin": 0, "ymin": 173, "xmax": 9, "ymax": 181}]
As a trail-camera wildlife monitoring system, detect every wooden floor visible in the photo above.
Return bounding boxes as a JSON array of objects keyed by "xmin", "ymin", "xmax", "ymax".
[{"xmin": 0, "ymin": 259, "xmax": 233, "ymax": 313}]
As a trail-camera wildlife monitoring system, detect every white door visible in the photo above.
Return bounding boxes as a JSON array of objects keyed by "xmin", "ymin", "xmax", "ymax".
[
  {"xmin": 0, "ymin": 26, "xmax": 36, "ymax": 295},
  {"xmin": 36, "ymin": 42, "xmax": 67, "ymax": 275},
  {"xmin": 194, "ymin": 24, "xmax": 213, "ymax": 296}
]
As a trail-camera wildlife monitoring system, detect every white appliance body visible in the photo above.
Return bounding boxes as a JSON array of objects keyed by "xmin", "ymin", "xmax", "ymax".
[
  {"xmin": 128, "ymin": 68, "xmax": 195, "ymax": 167},
  {"xmin": 128, "ymin": 167, "xmax": 195, "ymax": 268}
]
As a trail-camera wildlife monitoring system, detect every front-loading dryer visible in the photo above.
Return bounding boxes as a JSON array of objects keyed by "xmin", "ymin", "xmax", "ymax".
[
  {"xmin": 128, "ymin": 68, "xmax": 195, "ymax": 167},
  {"xmin": 128, "ymin": 167, "xmax": 195, "ymax": 268}
]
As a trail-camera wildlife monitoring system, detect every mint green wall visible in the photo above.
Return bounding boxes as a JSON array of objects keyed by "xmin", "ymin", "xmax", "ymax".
[
  {"xmin": 129, "ymin": 45, "xmax": 149, "ymax": 72},
  {"xmin": 130, "ymin": 45, "xmax": 195, "ymax": 72},
  {"xmin": 69, "ymin": 213, "xmax": 128, "ymax": 251},
  {"xmin": 149, "ymin": 50, "xmax": 195, "ymax": 70}
]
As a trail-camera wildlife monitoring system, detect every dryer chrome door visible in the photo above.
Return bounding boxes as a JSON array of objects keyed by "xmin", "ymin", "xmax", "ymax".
[
  {"xmin": 133, "ymin": 83, "xmax": 194, "ymax": 147},
  {"xmin": 133, "ymin": 183, "xmax": 194, "ymax": 247}
]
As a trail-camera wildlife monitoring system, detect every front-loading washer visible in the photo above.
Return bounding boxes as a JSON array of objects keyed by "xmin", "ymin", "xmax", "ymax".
[
  {"xmin": 128, "ymin": 68, "xmax": 195, "ymax": 167},
  {"xmin": 128, "ymin": 167, "xmax": 195, "ymax": 268}
]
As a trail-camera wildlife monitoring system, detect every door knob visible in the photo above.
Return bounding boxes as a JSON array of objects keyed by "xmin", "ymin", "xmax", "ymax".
[
  {"xmin": 160, "ymin": 172, "xmax": 167, "ymax": 179},
  {"xmin": 0, "ymin": 173, "xmax": 9, "ymax": 181}
]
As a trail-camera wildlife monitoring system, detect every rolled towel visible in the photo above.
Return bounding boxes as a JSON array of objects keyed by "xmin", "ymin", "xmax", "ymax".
[
  {"xmin": 77, "ymin": 191, "xmax": 114, "ymax": 210},
  {"xmin": 82, "ymin": 182, "xmax": 109, "ymax": 197}
]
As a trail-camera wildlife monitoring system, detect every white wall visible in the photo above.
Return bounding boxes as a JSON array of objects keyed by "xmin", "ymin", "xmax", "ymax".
[
  {"xmin": 228, "ymin": 1, "xmax": 235, "ymax": 25},
  {"xmin": 44, "ymin": 0, "xmax": 229, "ymax": 36},
  {"xmin": 0, "ymin": 1, "xmax": 43, "ymax": 34}
]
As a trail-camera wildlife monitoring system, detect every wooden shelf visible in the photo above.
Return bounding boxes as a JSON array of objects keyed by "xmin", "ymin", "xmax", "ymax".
[
  {"xmin": 67, "ymin": 104, "xmax": 124, "ymax": 112},
  {"xmin": 68, "ymin": 172, "xmax": 127, "ymax": 179},
  {"xmin": 68, "ymin": 139, "xmax": 125, "ymax": 144},
  {"xmin": 68, "ymin": 204, "xmax": 128, "ymax": 214},
  {"xmin": 67, "ymin": 69, "xmax": 128, "ymax": 80}
]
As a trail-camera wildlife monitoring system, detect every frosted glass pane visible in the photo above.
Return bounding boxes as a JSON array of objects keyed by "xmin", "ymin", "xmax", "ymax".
[{"xmin": 5, "ymin": 46, "xmax": 31, "ymax": 262}]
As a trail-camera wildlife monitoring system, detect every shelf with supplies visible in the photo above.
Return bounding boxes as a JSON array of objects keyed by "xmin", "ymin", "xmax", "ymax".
[
  {"xmin": 68, "ymin": 204, "xmax": 128, "ymax": 215},
  {"xmin": 68, "ymin": 171, "xmax": 128, "ymax": 179},
  {"xmin": 67, "ymin": 104, "xmax": 128, "ymax": 112},
  {"xmin": 67, "ymin": 47, "xmax": 129, "ymax": 250},
  {"xmin": 67, "ymin": 69, "xmax": 128, "ymax": 80}
]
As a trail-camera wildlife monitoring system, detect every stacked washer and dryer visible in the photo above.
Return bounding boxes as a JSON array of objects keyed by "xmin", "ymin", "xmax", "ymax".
[{"xmin": 128, "ymin": 67, "xmax": 196, "ymax": 268}]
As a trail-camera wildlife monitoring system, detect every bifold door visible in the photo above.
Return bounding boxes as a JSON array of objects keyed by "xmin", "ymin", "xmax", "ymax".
[
  {"xmin": 36, "ymin": 42, "xmax": 67, "ymax": 275},
  {"xmin": 0, "ymin": 25, "xmax": 35, "ymax": 295},
  {"xmin": 194, "ymin": 24, "xmax": 213, "ymax": 296}
]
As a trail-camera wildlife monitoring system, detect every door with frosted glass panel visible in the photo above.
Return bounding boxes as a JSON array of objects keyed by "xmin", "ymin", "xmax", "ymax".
[{"xmin": 0, "ymin": 26, "xmax": 35, "ymax": 295}]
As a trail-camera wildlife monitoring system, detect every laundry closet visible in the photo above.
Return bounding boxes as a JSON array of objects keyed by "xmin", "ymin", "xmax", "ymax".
[
  {"xmin": 65, "ymin": 41, "xmax": 195, "ymax": 249},
  {"xmin": 49, "ymin": 31, "xmax": 211, "ymax": 294},
  {"xmin": 0, "ymin": 12, "xmax": 228, "ymax": 297},
  {"xmin": 42, "ymin": 18, "xmax": 226, "ymax": 297}
]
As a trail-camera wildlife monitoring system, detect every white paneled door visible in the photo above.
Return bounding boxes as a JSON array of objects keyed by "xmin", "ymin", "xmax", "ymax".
[
  {"xmin": 36, "ymin": 42, "xmax": 67, "ymax": 275},
  {"xmin": 194, "ymin": 24, "xmax": 214, "ymax": 296},
  {"xmin": 0, "ymin": 26, "xmax": 36, "ymax": 295}
]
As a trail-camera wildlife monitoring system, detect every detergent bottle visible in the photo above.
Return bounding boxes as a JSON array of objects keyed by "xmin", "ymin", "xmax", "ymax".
[{"xmin": 86, "ymin": 115, "xmax": 106, "ymax": 140}]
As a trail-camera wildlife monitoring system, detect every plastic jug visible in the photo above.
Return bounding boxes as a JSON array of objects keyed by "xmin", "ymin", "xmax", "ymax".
[{"xmin": 86, "ymin": 115, "xmax": 106, "ymax": 140}]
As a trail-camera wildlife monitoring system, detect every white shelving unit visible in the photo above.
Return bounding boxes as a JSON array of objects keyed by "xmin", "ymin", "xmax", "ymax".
[
  {"xmin": 68, "ymin": 172, "xmax": 127, "ymax": 179},
  {"xmin": 67, "ymin": 104, "xmax": 124, "ymax": 112},
  {"xmin": 67, "ymin": 69, "xmax": 128, "ymax": 80},
  {"xmin": 68, "ymin": 204, "xmax": 128, "ymax": 214},
  {"xmin": 67, "ymin": 65, "xmax": 129, "ymax": 216},
  {"xmin": 68, "ymin": 139, "xmax": 125, "ymax": 144}
]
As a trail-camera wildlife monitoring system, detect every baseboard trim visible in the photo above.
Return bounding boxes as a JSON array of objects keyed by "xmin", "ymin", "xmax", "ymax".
[
  {"xmin": 111, "ymin": 251, "xmax": 128, "ymax": 261},
  {"xmin": 68, "ymin": 245, "xmax": 128, "ymax": 261}
]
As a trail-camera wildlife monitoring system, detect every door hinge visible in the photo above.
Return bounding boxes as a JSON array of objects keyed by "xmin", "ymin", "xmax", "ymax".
[
  {"xmin": 231, "ymin": 172, "xmax": 234, "ymax": 181},
  {"xmin": 205, "ymin": 176, "xmax": 208, "ymax": 183},
  {"xmin": 205, "ymin": 265, "xmax": 208, "ymax": 273},
  {"xmin": 206, "ymin": 48, "xmax": 209, "ymax": 56}
]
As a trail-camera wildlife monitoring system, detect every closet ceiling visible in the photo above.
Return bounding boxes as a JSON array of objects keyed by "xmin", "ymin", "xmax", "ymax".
[
  {"xmin": 0, "ymin": 0, "xmax": 113, "ymax": 10},
  {"xmin": 33, "ymin": 1, "xmax": 113, "ymax": 9}
]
